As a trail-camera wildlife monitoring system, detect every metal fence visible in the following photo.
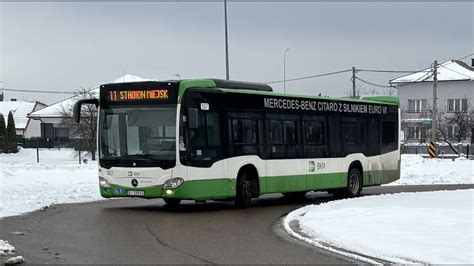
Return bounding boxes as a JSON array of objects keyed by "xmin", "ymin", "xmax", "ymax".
[
  {"xmin": 401, "ymin": 143, "xmax": 472, "ymax": 158},
  {"xmin": 17, "ymin": 137, "xmax": 85, "ymax": 150}
]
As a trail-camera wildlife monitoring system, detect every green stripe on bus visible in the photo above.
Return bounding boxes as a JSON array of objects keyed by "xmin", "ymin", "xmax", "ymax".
[
  {"xmin": 178, "ymin": 80, "xmax": 216, "ymax": 103},
  {"xmin": 101, "ymin": 168, "xmax": 400, "ymax": 200}
]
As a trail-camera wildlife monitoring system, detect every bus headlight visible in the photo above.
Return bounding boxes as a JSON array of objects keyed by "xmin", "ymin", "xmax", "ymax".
[
  {"xmin": 99, "ymin": 177, "xmax": 111, "ymax": 188},
  {"xmin": 163, "ymin": 177, "xmax": 184, "ymax": 189}
]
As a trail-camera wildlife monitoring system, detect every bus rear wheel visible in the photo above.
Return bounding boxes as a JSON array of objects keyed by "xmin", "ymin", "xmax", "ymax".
[
  {"xmin": 164, "ymin": 198, "xmax": 181, "ymax": 207},
  {"xmin": 345, "ymin": 168, "xmax": 363, "ymax": 197},
  {"xmin": 235, "ymin": 172, "xmax": 252, "ymax": 208},
  {"xmin": 330, "ymin": 168, "xmax": 363, "ymax": 198}
]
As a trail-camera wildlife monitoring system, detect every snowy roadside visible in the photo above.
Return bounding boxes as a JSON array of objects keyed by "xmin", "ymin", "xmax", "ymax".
[
  {"xmin": 0, "ymin": 148, "xmax": 102, "ymax": 218},
  {"xmin": 389, "ymin": 154, "xmax": 473, "ymax": 186},
  {"xmin": 284, "ymin": 189, "xmax": 474, "ymax": 264}
]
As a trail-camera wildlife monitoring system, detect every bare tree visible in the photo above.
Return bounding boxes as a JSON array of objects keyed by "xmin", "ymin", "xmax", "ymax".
[
  {"xmin": 349, "ymin": 86, "xmax": 397, "ymax": 97},
  {"xmin": 435, "ymin": 103, "xmax": 473, "ymax": 155},
  {"xmin": 61, "ymin": 89, "xmax": 98, "ymax": 160}
]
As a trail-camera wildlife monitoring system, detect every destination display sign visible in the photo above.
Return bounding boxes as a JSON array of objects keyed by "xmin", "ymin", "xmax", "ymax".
[
  {"xmin": 107, "ymin": 88, "xmax": 169, "ymax": 102},
  {"xmin": 99, "ymin": 82, "xmax": 179, "ymax": 107},
  {"xmin": 263, "ymin": 97, "xmax": 388, "ymax": 115}
]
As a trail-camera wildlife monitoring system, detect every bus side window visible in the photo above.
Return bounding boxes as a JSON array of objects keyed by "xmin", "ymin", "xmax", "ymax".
[
  {"xmin": 229, "ymin": 116, "xmax": 259, "ymax": 156},
  {"xmin": 303, "ymin": 120, "xmax": 327, "ymax": 158},
  {"xmin": 381, "ymin": 120, "xmax": 397, "ymax": 153},
  {"xmin": 341, "ymin": 117, "xmax": 367, "ymax": 155},
  {"xmin": 268, "ymin": 118, "xmax": 298, "ymax": 159}
]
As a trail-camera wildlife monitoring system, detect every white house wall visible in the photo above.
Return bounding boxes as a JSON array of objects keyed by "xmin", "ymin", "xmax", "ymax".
[
  {"xmin": 23, "ymin": 119, "xmax": 43, "ymax": 138},
  {"xmin": 398, "ymin": 80, "xmax": 474, "ymax": 113}
]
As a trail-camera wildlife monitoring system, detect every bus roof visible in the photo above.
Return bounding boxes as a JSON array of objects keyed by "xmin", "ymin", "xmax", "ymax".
[
  {"xmin": 110, "ymin": 79, "xmax": 397, "ymax": 106},
  {"xmin": 176, "ymin": 79, "xmax": 399, "ymax": 106}
]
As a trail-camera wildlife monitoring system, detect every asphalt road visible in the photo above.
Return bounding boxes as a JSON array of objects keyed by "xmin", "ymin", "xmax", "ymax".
[{"xmin": 2, "ymin": 184, "xmax": 473, "ymax": 264}]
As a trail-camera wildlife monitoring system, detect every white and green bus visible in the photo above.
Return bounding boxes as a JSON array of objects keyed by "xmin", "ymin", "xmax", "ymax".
[{"xmin": 74, "ymin": 79, "xmax": 400, "ymax": 208}]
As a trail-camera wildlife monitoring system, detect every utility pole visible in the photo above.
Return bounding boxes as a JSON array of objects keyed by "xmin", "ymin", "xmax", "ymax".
[
  {"xmin": 431, "ymin": 60, "xmax": 438, "ymax": 157},
  {"xmin": 283, "ymin": 48, "xmax": 290, "ymax": 93},
  {"xmin": 224, "ymin": 0, "xmax": 230, "ymax": 80},
  {"xmin": 352, "ymin": 66, "xmax": 356, "ymax": 98}
]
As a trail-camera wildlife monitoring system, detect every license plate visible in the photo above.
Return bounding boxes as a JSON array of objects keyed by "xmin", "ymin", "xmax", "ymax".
[{"xmin": 127, "ymin": 190, "xmax": 145, "ymax": 196}]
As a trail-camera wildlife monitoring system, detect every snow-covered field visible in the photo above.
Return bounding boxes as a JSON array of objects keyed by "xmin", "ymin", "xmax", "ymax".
[
  {"xmin": 0, "ymin": 151, "xmax": 472, "ymax": 218},
  {"xmin": 0, "ymin": 148, "xmax": 101, "ymax": 218},
  {"xmin": 285, "ymin": 189, "xmax": 474, "ymax": 264},
  {"xmin": 389, "ymin": 154, "xmax": 473, "ymax": 185}
]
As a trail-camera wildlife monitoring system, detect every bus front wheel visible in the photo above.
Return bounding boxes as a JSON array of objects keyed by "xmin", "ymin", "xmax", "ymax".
[{"xmin": 235, "ymin": 172, "xmax": 252, "ymax": 208}]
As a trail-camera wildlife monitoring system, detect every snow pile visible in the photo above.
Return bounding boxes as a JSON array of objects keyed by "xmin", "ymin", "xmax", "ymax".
[
  {"xmin": 0, "ymin": 240, "xmax": 15, "ymax": 256},
  {"xmin": 391, "ymin": 154, "xmax": 474, "ymax": 185},
  {"xmin": 4, "ymin": 256, "xmax": 24, "ymax": 265},
  {"xmin": 0, "ymin": 148, "xmax": 102, "ymax": 218},
  {"xmin": 285, "ymin": 190, "xmax": 474, "ymax": 264}
]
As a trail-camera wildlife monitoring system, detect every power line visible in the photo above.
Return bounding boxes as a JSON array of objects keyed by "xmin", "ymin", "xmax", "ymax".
[
  {"xmin": 0, "ymin": 88, "xmax": 76, "ymax": 94},
  {"xmin": 266, "ymin": 69, "xmax": 352, "ymax": 84},
  {"xmin": 457, "ymin": 53, "xmax": 474, "ymax": 61},
  {"xmin": 358, "ymin": 69, "xmax": 430, "ymax": 74},
  {"xmin": 389, "ymin": 70, "xmax": 435, "ymax": 86},
  {"xmin": 355, "ymin": 77, "xmax": 394, "ymax": 88},
  {"xmin": 438, "ymin": 64, "xmax": 473, "ymax": 79}
]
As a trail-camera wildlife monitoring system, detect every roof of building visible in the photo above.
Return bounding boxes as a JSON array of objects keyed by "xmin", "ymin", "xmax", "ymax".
[
  {"xmin": 29, "ymin": 74, "xmax": 151, "ymax": 118},
  {"xmin": 0, "ymin": 101, "xmax": 46, "ymax": 129},
  {"xmin": 390, "ymin": 60, "xmax": 474, "ymax": 85}
]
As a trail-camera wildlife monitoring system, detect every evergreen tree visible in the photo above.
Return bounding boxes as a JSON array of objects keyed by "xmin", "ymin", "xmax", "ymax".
[
  {"xmin": 0, "ymin": 115, "xmax": 6, "ymax": 153},
  {"xmin": 6, "ymin": 111, "xmax": 18, "ymax": 153}
]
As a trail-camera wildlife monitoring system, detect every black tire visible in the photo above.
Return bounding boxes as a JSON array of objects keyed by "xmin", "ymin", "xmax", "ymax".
[
  {"xmin": 345, "ymin": 168, "xmax": 363, "ymax": 197},
  {"xmin": 282, "ymin": 191, "xmax": 307, "ymax": 198},
  {"xmin": 235, "ymin": 172, "xmax": 252, "ymax": 208},
  {"xmin": 164, "ymin": 198, "xmax": 181, "ymax": 207}
]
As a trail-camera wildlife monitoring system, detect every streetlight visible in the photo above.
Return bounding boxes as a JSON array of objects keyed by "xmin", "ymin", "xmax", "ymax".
[
  {"xmin": 283, "ymin": 48, "xmax": 290, "ymax": 93},
  {"xmin": 224, "ymin": 0, "xmax": 230, "ymax": 80}
]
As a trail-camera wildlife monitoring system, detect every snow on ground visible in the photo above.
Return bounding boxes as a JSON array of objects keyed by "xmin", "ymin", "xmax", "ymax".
[
  {"xmin": 285, "ymin": 189, "xmax": 474, "ymax": 264},
  {"xmin": 0, "ymin": 148, "xmax": 102, "ymax": 218},
  {"xmin": 390, "ymin": 154, "xmax": 474, "ymax": 185}
]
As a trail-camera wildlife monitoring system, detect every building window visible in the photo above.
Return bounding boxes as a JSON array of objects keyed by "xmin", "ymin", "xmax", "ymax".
[
  {"xmin": 408, "ymin": 99, "xmax": 427, "ymax": 112},
  {"xmin": 447, "ymin": 99, "xmax": 468, "ymax": 112},
  {"xmin": 407, "ymin": 126, "xmax": 428, "ymax": 140}
]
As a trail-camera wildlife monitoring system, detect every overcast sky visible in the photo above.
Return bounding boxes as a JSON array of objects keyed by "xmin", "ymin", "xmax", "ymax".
[{"xmin": 1, "ymin": 2, "xmax": 473, "ymax": 104}]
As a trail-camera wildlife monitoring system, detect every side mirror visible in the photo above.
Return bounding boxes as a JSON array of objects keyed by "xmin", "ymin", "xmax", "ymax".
[
  {"xmin": 188, "ymin": 108, "xmax": 199, "ymax": 129},
  {"xmin": 73, "ymin": 99, "xmax": 99, "ymax": 123}
]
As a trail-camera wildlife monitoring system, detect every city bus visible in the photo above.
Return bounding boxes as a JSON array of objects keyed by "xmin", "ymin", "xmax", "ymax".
[{"xmin": 74, "ymin": 79, "xmax": 400, "ymax": 208}]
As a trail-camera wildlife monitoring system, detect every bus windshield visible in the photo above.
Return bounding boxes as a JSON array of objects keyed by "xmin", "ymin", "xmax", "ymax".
[{"xmin": 99, "ymin": 106, "xmax": 176, "ymax": 166}]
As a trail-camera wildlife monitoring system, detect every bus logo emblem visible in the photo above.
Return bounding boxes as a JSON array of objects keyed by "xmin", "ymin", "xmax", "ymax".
[
  {"xmin": 308, "ymin": 161, "xmax": 315, "ymax": 172},
  {"xmin": 131, "ymin": 179, "xmax": 138, "ymax": 187}
]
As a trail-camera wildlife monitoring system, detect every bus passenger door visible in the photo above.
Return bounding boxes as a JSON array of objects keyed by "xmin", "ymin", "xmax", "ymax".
[{"xmin": 186, "ymin": 109, "xmax": 230, "ymax": 199}]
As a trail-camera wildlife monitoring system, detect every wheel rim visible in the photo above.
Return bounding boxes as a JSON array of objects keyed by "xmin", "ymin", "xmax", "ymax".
[
  {"xmin": 244, "ymin": 180, "xmax": 252, "ymax": 199},
  {"xmin": 349, "ymin": 173, "xmax": 359, "ymax": 195}
]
